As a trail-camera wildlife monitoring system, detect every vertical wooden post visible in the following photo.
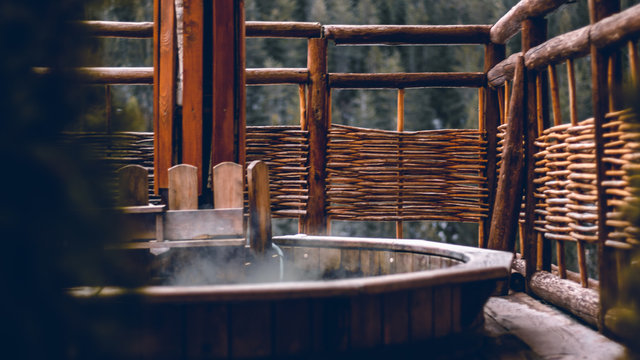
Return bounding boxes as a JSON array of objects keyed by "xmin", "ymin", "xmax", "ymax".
[
  {"xmin": 168, "ymin": 164, "xmax": 198, "ymax": 210},
  {"xmin": 304, "ymin": 37, "xmax": 329, "ymax": 235},
  {"xmin": 522, "ymin": 17, "xmax": 548, "ymax": 286},
  {"xmin": 482, "ymin": 43, "xmax": 505, "ymax": 247},
  {"xmin": 182, "ymin": 0, "xmax": 204, "ymax": 194},
  {"xmin": 211, "ymin": 0, "xmax": 245, "ymax": 168},
  {"xmin": 154, "ymin": 0, "xmax": 177, "ymax": 195},
  {"xmin": 488, "ymin": 55, "xmax": 526, "ymax": 252},
  {"xmin": 589, "ymin": 0, "xmax": 620, "ymax": 332},
  {"xmin": 248, "ymin": 160, "xmax": 272, "ymax": 255},
  {"xmin": 396, "ymin": 88, "xmax": 405, "ymax": 239}
]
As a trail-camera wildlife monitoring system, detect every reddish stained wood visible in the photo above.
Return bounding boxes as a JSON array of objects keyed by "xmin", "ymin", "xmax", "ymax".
[
  {"xmin": 246, "ymin": 21, "xmax": 322, "ymax": 38},
  {"xmin": 397, "ymin": 88, "xmax": 405, "ymax": 239},
  {"xmin": 153, "ymin": 0, "xmax": 160, "ymax": 193},
  {"xmin": 329, "ymin": 72, "xmax": 485, "ymax": 89},
  {"xmin": 79, "ymin": 20, "xmax": 154, "ymax": 38},
  {"xmin": 247, "ymin": 160, "xmax": 273, "ymax": 255},
  {"xmin": 235, "ymin": 1, "xmax": 246, "ymax": 168},
  {"xmin": 382, "ymin": 292, "xmax": 409, "ymax": 345},
  {"xmin": 182, "ymin": 0, "xmax": 204, "ymax": 194},
  {"xmin": 488, "ymin": 55, "xmax": 526, "ymax": 252},
  {"xmin": 245, "ymin": 68, "xmax": 309, "ymax": 85},
  {"xmin": 31, "ymin": 67, "xmax": 154, "ymax": 84},
  {"xmin": 324, "ymin": 25, "xmax": 491, "ymax": 45},
  {"xmin": 481, "ymin": 43, "xmax": 506, "ymax": 247},
  {"xmin": 410, "ymin": 287, "xmax": 433, "ymax": 340},
  {"xmin": 304, "ymin": 37, "xmax": 329, "ymax": 235},
  {"xmin": 155, "ymin": 0, "xmax": 176, "ymax": 192}
]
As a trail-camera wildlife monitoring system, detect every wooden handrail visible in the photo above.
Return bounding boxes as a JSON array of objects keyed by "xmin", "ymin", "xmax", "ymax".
[
  {"xmin": 33, "ymin": 67, "xmax": 153, "ymax": 84},
  {"xmin": 490, "ymin": 0, "xmax": 569, "ymax": 44},
  {"xmin": 324, "ymin": 25, "xmax": 491, "ymax": 45},
  {"xmin": 329, "ymin": 72, "xmax": 485, "ymax": 89},
  {"xmin": 246, "ymin": 68, "xmax": 309, "ymax": 85},
  {"xmin": 77, "ymin": 20, "xmax": 154, "ymax": 38},
  {"xmin": 246, "ymin": 21, "xmax": 322, "ymax": 38}
]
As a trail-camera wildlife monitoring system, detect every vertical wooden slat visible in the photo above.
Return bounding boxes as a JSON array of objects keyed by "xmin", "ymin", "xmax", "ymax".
[
  {"xmin": 396, "ymin": 88, "xmax": 405, "ymax": 239},
  {"xmin": 118, "ymin": 165, "xmax": 149, "ymax": 206},
  {"xmin": 236, "ymin": 0, "xmax": 246, "ymax": 168},
  {"xmin": 410, "ymin": 287, "xmax": 433, "ymax": 341},
  {"xmin": 213, "ymin": 162, "xmax": 243, "ymax": 208},
  {"xmin": 230, "ymin": 302, "xmax": 272, "ymax": 358},
  {"xmin": 247, "ymin": 160, "xmax": 272, "ymax": 255},
  {"xmin": 488, "ymin": 55, "xmax": 526, "ymax": 252},
  {"xmin": 168, "ymin": 164, "xmax": 198, "ymax": 210},
  {"xmin": 155, "ymin": 0, "xmax": 176, "ymax": 193},
  {"xmin": 350, "ymin": 295, "xmax": 382, "ymax": 349},
  {"xmin": 305, "ymin": 37, "xmax": 329, "ymax": 235},
  {"xmin": 274, "ymin": 300, "xmax": 312, "ymax": 357},
  {"xmin": 433, "ymin": 286, "xmax": 452, "ymax": 337},
  {"xmin": 589, "ymin": 0, "xmax": 620, "ymax": 332},
  {"xmin": 482, "ymin": 43, "xmax": 506, "ymax": 247},
  {"xmin": 536, "ymin": 73, "xmax": 546, "ymax": 271},
  {"xmin": 382, "ymin": 292, "xmax": 409, "ymax": 346},
  {"xmin": 182, "ymin": 0, "xmax": 204, "ymax": 194},
  {"xmin": 185, "ymin": 304, "xmax": 229, "ymax": 359},
  {"xmin": 567, "ymin": 59, "xmax": 578, "ymax": 127},
  {"xmin": 299, "ymin": 84, "xmax": 307, "ymax": 130},
  {"xmin": 522, "ymin": 17, "xmax": 548, "ymax": 287}
]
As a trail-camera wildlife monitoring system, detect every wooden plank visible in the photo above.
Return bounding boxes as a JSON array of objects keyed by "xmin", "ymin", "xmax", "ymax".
[
  {"xmin": 156, "ymin": 0, "xmax": 176, "ymax": 191},
  {"xmin": 382, "ymin": 292, "xmax": 409, "ymax": 345},
  {"xmin": 293, "ymin": 247, "xmax": 321, "ymax": 279},
  {"xmin": 350, "ymin": 295, "xmax": 382, "ymax": 349},
  {"xmin": 317, "ymin": 248, "xmax": 341, "ymax": 274},
  {"xmin": 78, "ymin": 20, "xmax": 154, "ymax": 38},
  {"xmin": 235, "ymin": 0, "xmax": 246, "ymax": 168},
  {"xmin": 324, "ymin": 25, "xmax": 491, "ymax": 45},
  {"xmin": 274, "ymin": 300, "xmax": 312, "ymax": 356},
  {"xmin": 211, "ymin": 0, "xmax": 238, "ymax": 166},
  {"xmin": 230, "ymin": 302, "xmax": 272, "ymax": 358},
  {"xmin": 329, "ymin": 72, "xmax": 485, "ymax": 89},
  {"xmin": 394, "ymin": 252, "xmax": 413, "ymax": 273},
  {"xmin": 314, "ymin": 298, "xmax": 350, "ymax": 352},
  {"xmin": 118, "ymin": 165, "xmax": 149, "ymax": 206},
  {"xmin": 433, "ymin": 286, "xmax": 453, "ymax": 337},
  {"xmin": 482, "ymin": 43, "xmax": 506, "ymax": 246},
  {"xmin": 410, "ymin": 287, "xmax": 434, "ymax": 341},
  {"xmin": 213, "ymin": 162, "xmax": 243, "ymax": 208},
  {"xmin": 246, "ymin": 21, "xmax": 322, "ymax": 38},
  {"xmin": 304, "ymin": 38, "xmax": 329, "ymax": 235},
  {"xmin": 182, "ymin": 0, "xmax": 204, "ymax": 194},
  {"xmin": 340, "ymin": 248, "xmax": 360, "ymax": 274},
  {"xmin": 247, "ymin": 160, "xmax": 272, "ymax": 255},
  {"xmin": 111, "ymin": 237, "xmax": 245, "ymax": 249},
  {"xmin": 246, "ymin": 68, "xmax": 309, "ymax": 85},
  {"xmin": 490, "ymin": 0, "xmax": 568, "ymax": 44},
  {"xmin": 168, "ymin": 164, "xmax": 198, "ymax": 210},
  {"xmin": 153, "ymin": 0, "xmax": 161, "ymax": 193},
  {"xmin": 359, "ymin": 249, "xmax": 376, "ymax": 276},
  {"xmin": 488, "ymin": 55, "xmax": 526, "ymax": 252},
  {"xmin": 163, "ymin": 208, "xmax": 244, "ymax": 240},
  {"xmin": 185, "ymin": 304, "xmax": 229, "ymax": 359}
]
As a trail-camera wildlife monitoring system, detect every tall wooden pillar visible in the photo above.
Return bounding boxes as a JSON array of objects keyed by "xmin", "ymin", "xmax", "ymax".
[{"xmin": 305, "ymin": 37, "xmax": 329, "ymax": 235}]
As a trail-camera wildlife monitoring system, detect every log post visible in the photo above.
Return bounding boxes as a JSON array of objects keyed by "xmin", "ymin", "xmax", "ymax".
[
  {"xmin": 481, "ymin": 43, "xmax": 505, "ymax": 247},
  {"xmin": 248, "ymin": 160, "xmax": 272, "ymax": 256},
  {"xmin": 488, "ymin": 55, "xmax": 526, "ymax": 252},
  {"xmin": 304, "ymin": 37, "xmax": 329, "ymax": 235},
  {"xmin": 522, "ymin": 17, "xmax": 549, "ymax": 285},
  {"xmin": 589, "ymin": 0, "xmax": 620, "ymax": 332}
]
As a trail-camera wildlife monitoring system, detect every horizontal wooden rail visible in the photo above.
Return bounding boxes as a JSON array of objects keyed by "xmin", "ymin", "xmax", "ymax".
[
  {"xmin": 246, "ymin": 68, "xmax": 309, "ymax": 85},
  {"xmin": 77, "ymin": 21, "xmax": 154, "ymax": 38},
  {"xmin": 488, "ymin": 2, "xmax": 640, "ymax": 85},
  {"xmin": 490, "ymin": 0, "xmax": 568, "ymax": 44},
  {"xmin": 33, "ymin": 67, "xmax": 153, "ymax": 84},
  {"xmin": 246, "ymin": 21, "xmax": 322, "ymax": 38},
  {"xmin": 329, "ymin": 72, "xmax": 485, "ymax": 88},
  {"xmin": 324, "ymin": 25, "xmax": 491, "ymax": 45}
]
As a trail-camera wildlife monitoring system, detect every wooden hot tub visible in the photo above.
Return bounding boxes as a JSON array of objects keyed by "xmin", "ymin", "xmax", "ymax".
[{"xmin": 69, "ymin": 235, "xmax": 512, "ymax": 359}]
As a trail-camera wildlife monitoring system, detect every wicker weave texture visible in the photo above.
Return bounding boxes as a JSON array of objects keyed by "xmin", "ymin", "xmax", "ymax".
[
  {"xmin": 246, "ymin": 126, "xmax": 309, "ymax": 218},
  {"xmin": 326, "ymin": 124, "xmax": 488, "ymax": 222}
]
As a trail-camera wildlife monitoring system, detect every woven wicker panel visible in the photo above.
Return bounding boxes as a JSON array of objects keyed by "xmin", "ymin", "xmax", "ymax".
[
  {"xmin": 326, "ymin": 124, "xmax": 488, "ymax": 222},
  {"xmin": 59, "ymin": 131, "xmax": 158, "ymax": 204},
  {"xmin": 246, "ymin": 126, "xmax": 309, "ymax": 218}
]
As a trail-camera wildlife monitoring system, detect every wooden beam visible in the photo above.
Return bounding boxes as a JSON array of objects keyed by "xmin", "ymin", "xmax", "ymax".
[
  {"xmin": 77, "ymin": 20, "xmax": 154, "ymax": 38},
  {"xmin": 33, "ymin": 67, "xmax": 154, "ymax": 84},
  {"xmin": 304, "ymin": 37, "xmax": 329, "ymax": 235},
  {"xmin": 487, "ymin": 52, "xmax": 521, "ymax": 88},
  {"xmin": 246, "ymin": 21, "xmax": 322, "ymax": 38},
  {"xmin": 182, "ymin": 0, "xmax": 204, "ymax": 194},
  {"xmin": 324, "ymin": 25, "xmax": 491, "ymax": 45},
  {"xmin": 524, "ymin": 26, "xmax": 590, "ymax": 70},
  {"xmin": 481, "ymin": 43, "xmax": 506, "ymax": 247},
  {"xmin": 487, "ymin": 55, "xmax": 526, "ymax": 252},
  {"xmin": 153, "ymin": 0, "xmax": 160, "ymax": 193},
  {"xmin": 235, "ymin": 1, "xmax": 246, "ymax": 168},
  {"xmin": 490, "ymin": 0, "xmax": 568, "ymax": 44},
  {"xmin": 329, "ymin": 72, "xmax": 485, "ymax": 89},
  {"xmin": 155, "ymin": 0, "xmax": 177, "ymax": 192},
  {"xmin": 245, "ymin": 68, "xmax": 309, "ymax": 85}
]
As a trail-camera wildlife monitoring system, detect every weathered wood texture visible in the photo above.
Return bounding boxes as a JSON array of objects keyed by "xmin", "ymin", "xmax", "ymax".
[
  {"xmin": 168, "ymin": 164, "xmax": 198, "ymax": 210},
  {"xmin": 164, "ymin": 208, "xmax": 244, "ymax": 240},
  {"xmin": 488, "ymin": 56, "xmax": 525, "ymax": 251},
  {"xmin": 591, "ymin": 2, "xmax": 637, "ymax": 49},
  {"xmin": 481, "ymin": 43, "xmax": 506, "ymax": 246},
  {"xmin": 118, "ymin": 165, "xmax": 149, "ymax": 206},
  {"xmin": 304, "ymin": 38, "xmax": 329, "ymax": 235},
  {"xmin": 324, "ymin": 25, "xmax": 491, "ymax": 45},
  {"xmin": 247, "ymin": 160, "xmax": 272, "ymax": 255},
  {"xmin": 490, "ymin": 0, "xmax": 568, "ymax": 44},
  {"xmin": 525, "ymin": 26, "xmax": 590, "ymax": 70},
  {"xmin": 487, "ymin": 52, "xmax": 521, "ymax": 88},
  {"xmin": 246, "ymin": 68, "xmax": 309, "ymax": 85},
  {"xmin": 182, "ymin": 0, "xmax": 204, "ymax": 194},
  {"xmin": 78, "ymin": 20, "xmax": 154, "ymax": 38},
  {"xmin": 213, "ymin": 162, "xmax": 243, "ymax": 209},
  {"xmin": 155, "ymin": 0, "xmax": 176, "ymax": 191},
  {"xmin": 246, "ymin": 21, "xmax": 322, "ymax": 38},
  {"xmin": 329, "ymin": 72, "xmax": 485, "ymax": 89}
]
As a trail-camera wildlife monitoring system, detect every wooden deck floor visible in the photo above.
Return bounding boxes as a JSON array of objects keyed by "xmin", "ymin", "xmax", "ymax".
[{"xmin": 324, "ymin": 292, "xmax": 634, "ymax": 360}]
